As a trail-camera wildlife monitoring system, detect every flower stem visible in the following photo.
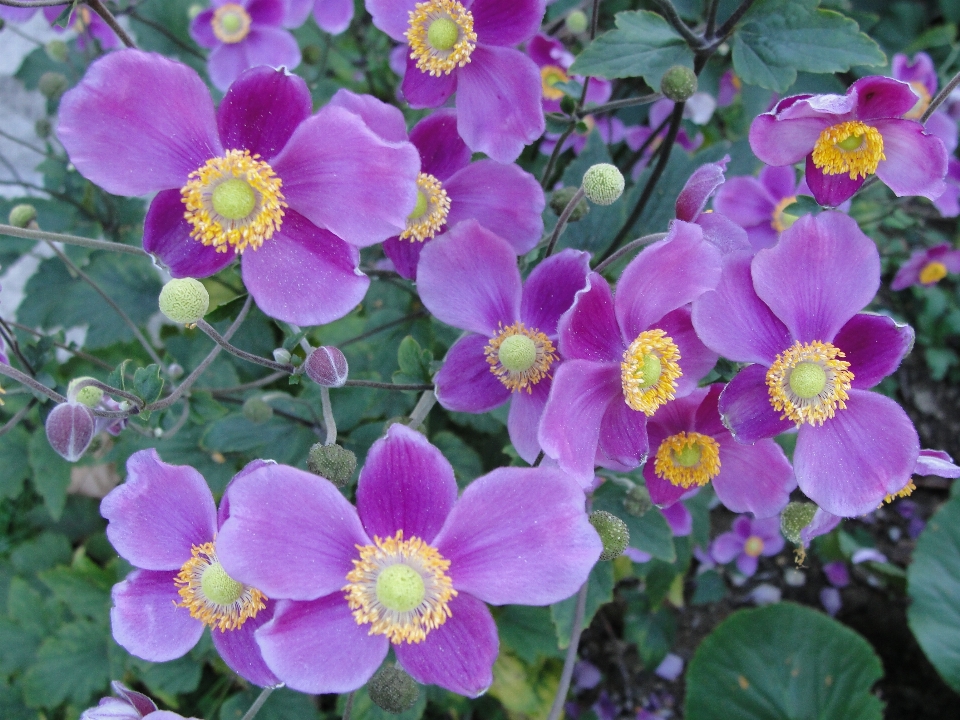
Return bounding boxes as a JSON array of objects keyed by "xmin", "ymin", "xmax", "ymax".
[
  {"xmin": 341, "ymin": 691, "xmax": 355, "ymax": 720},
  {"xmin": 195, "ymin": 320, "xmax": 297, "ymax": 373},
  {"xmin": 84, "ymin": 0, "xmax": 137, "ymax": 49},
  {"xmin": 345, "ymin": 379, "xmax": 433, "ymax": 391},
  {"xmin": 407, "ymin": 389, "xmax": 437, "ymax": 428},
  {"xmin": 0, "ymin": 223, "xmax": 149, "ymax": 256},
  {"xmin": 592, "ymin": 232, "xmax": 669, "ymax": 273},
  {"xmin": 239, "ymin": 687, "xmax": 275, "ymax": 720},
  {"xmin": 321, "ymin": 386, "xmax": 336, "ymax": 445},
  {"xmin": 588, "ymin": 93, "xmax": 662, "ymax": 115},
  {"xmin": 546, "ymin": 581, "xmax": 589, "ymax": 720},
  {"xmin": 544, "ymin": 186, "xmax": 585, "ymax": 258},
  {"xmin": 922, "ymin": 67, "xmax": 960, "ymax": 122},
  {"xmin": 652, "ymin": 0, "xmax": 706, "ymax": 48}
]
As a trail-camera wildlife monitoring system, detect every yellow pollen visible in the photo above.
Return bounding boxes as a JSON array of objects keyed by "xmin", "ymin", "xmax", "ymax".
[
  {"xmin": 905, "ymin": 81, "xmax": 932, "ymax": 120},
  {"xmin": 75, "ymin": 6, "xmax": 92, "ymax": 31},
  {"xmin": 621, "ymin": 329, "xmax": 682, "ymax": 415},
  {"xmin": 181, "ymin": 149, "xmax": 286, "ymax": 254},
  {"xmin": 766, "ymin": 341, "xmax": 854, "ymax": 426},
  {"xmin": 174, "ymin": 542, "xmax": 266, "ymax": 632},
  {"xmin": 406, "ymin": 0, "xmax": 477, "ymax": 77},
  {"xmin": 771, "ymin": 195, "xmax": 798, "ymax": 233},
  {"xmin": 541, "ymin": 65, "xmax": 569, "ymax": 101},
  {"xmin": 654, "ymin": 431, "xmax": 721, "ymax": 489},
  {"xmin": 743, "ymin": 536, "xmax": 765, "ymax": 557},
  {"xmin": 484, "ymin": 322, "xmax": 557, "ymax": 393},
  {"xmin": 882, "ymin": 480, "xmax": 916, "ymax": 505},
  {"xmin": 401, "ymin": 173, "xmax": 450, "ymax": 242},
  {"xmin": 343, "ymin": 530, "xmax": 456, "ymax": 645},
  {"xmin": 211, "ymin": 3, "xmax": 252, "ymax": 44},
  {"xmin": 811, "ymin": 121, "xmax": 885, "ymax": 180},
  {"xmin": 919, "ymin": 260, "xmax": 948, "ymax": 285}
]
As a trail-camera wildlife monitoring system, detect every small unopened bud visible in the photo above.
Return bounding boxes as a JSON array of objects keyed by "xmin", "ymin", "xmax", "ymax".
[
  {"xmin": 780, "ymin": 502, "xmax": 818, "ymax": 545},
  {"xmin": 38, "ymin": 71, "xmax": 69, "ymax": 100},
  {"xmin": 304, "ymin": 346, "xmax": 348, "ymax": 387},
  {"xmin": 35, "ymin": 118, "xmax": 52, "ymax": 138},
  {"xmin": 158, "ymin": 278, "xmax": 209, "ymax": 325},
  {"xmin": 660, "ymin": 65, "xmax": 697, "ymax": 103},
  {"xmin": 559, "ymin": 95, "xmax": 577, "ymax": 115},
  {"xmin": 623, "ymin": 485, "xmax": 652, "ymax": 517},
  {"xmin": 549, "ymin": 187, "xmax": 590, "ymax": 221},
  {"xmin": 242, "ymin": 396, "xmax": 273, "ymax": 424},
  {"xmin": 589, "ymin": 510, "xmax": 629, "ymax": 561},
  {"xmin": 167, "ymin": 363, "xmax": 184, "ymax": 379},
  {"xmin": 45, "ymin": 402, "xmax": 95, "ymax": 462},
  {"xmin": 8, "ymin": 204, "xmax": 37, "ymax": 229},
  {"xmin": 68, "ymin": 377, "xmax": 103, "ymax": 408},
  {"xmin": 272, "ymin": 347, "xmax": 292, "ymax": 365},
  {"xmin": 565, "ymin": 9, "xmax": 588, "ymax": 34},
  {"xmin": 45, "ymin": 39, "xmax": 69, "ymax": 63},
  {"xmin": 307, "ymin": 443, "xmax": 357, "ymax": 486},
  {"xmin": 302, "ymin": 44, "xmax": 323, "ymax": 64},
  {"xmin": 368, "ymin": 664, "xmax": 420, "ymax": 714},
  {"xmin": 582, "ymin": 163, "xmax": 624, "ymax": 206}
]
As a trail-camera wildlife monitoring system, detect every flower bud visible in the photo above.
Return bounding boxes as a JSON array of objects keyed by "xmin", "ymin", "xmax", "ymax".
[
  {"xmin": 307, "ymin": 443, "xmax": 357, "ymax": 487},
  {"xmin": 302, "ymin": 44, "xmax": 323, "ymax": 64},
  {"xmin": 565, "ymin": 9, "xmax": 588, "ymax": 34},
  {"xmin": 589, "ymin": 510, "xmax": 629, "ymax": 561},
  {"xmin": 158, "ymin": 278, "xmax": 209, "ymax": 325},
  {"xmin": 35, "ymin": 118, "xmax": 52, "ymax": 138},
  {"xmin": 273, "ymin": 348, "xmax": 292, "ymax": 365},
  {"xmin": 623, "ymin": 485, "xmax": 652, "ymax": 517},
  {"xmin": 38, "ymin": 71, "xmax": 69, "ymax": 100},
  {"xmin": 68, "ymin": 377, "xmax": 103, "ymax": 408},
  {"xmin": 368, "ymin": 664, "xmax": 420, "ymax": 714},
  {"xmin": 242, "ymin": 396, "xmax": 273, "ymax": 424},
  {"xmin": 45, "ymin": 39, "xmax": 69, "ymax": 63},
  {"xmin": 582, "ymin": 163, "xmax": 624, "ymax": 206},
  {"xmin": 304, "ymin": 346, "xmax": 348, "ymax": 387},
  {"xmin": 660, "ymin": 65, "xmax": 697, "ymax": 103},
  {"xmin": 8, "ymin": 204, "xmax": 37, "ymax": 229},
  {"xmin": 45, "ymin": 402, "xmax": 95, "ymax": 462},
  {"xmin": 560, "ymin": 95, "xmax": 577, "ymax": 115},
  {"xmin": 549, "ymin": 187, "xmax": 590, "ymax": 221},
  {"xmin": 780, "ymin": 501, "xmax": 818, "ymax": 545},
  {"xmin": 168, "ymin": 363, "xmax": 184, "ymax": 379}
]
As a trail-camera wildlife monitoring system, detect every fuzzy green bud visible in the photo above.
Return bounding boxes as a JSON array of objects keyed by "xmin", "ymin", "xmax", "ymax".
[
  {"xmin": 242, "ymin": 396, "xmax": 273, "ymax": 424},
  {"xmin": 368, "ymin": 664, "xmax": 420, "ymax": 714},
  {"xmin": 158, "ymin": 278, "xmax": 209, "ymax": 325},
  {"xmin": 38, "ymin": 71, "xmax": 69, "ymax": 100},
  {"xmin": 35, "ymin": 118, "xmax": 52, "ymax": 138},
  {"xmin": 549, "ymin": 186, "xmax": 590, "ymax": 221},
  {"xmin": 660, "ymin": 65, "xmax": 697, "ymax": 103},
  {"xmin": 589, "ymin": 510, "xmax": 629, "ymax": 561},
  {"xmin": 302, "ymin": 44, "xmax": 323, "ymax": 64},
  {"xmin": 780, "ymin": 501, "xmax": 818, "ymax": 545},
  {"xmin": 45, "ymin": 39, "xmax": 69, "ymax": 64},
  {"xmin": 8, "ymin": 204, "xmax": 37, "ymax": 229},
  {"xmin": 582, "ymin": 163, "xmax": 624, "ymax": 206},
  {"xmin": 623, "ymin": 485, "xmax": 652, "ymax": 517},
  {"xmin": 565, "ymin": 9, "xmax": 588, "ymax": 34},
  {"xmin": 307, "ymin": 443, "xmax": 357, "ymax": 486},
  {"xmin": 273, "ymin": 348, "xmax": 292, "ymax": 365},
  {"xmin": 559, "ymin": 95, "xmax": 577, "ymax": 115},
  {"xmin": 68, "ymin": 377, "xmax": 103, "ymax": 408}
]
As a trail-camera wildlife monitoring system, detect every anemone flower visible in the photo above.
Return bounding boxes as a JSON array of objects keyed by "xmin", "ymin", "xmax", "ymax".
[
  {"xmin": 710, "ymin": 515, "xmax": 784, "ymax": 577},
  {"xmin": 891, "ymin": 243, "xmax": 960, "ymax": 290},
  {"xmin": 81, "ymin": 682, "xmax": 192, "ymax": 720},
  {"xmin": 526, "ymin": 33, "xmax": 611, "ymax": 114}
]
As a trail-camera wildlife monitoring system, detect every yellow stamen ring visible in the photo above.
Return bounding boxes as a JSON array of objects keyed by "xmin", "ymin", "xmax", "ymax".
[
  {"xmin": 811, "ymin": 120, "xmax": 885, "ymax": 180},
  {"xmin": 743, "ymin": 536, "xmax": 765, "ymax": 557},
  {"xmin": 484, "ymin": 322, "xmax": 557, "ymax": 393},
  {"xmin": 181, "ymin": 149, "xmax": 286, "ymax": 254},
  {"xmin": 882, "ymin": 480, "xmax": 916, "ymax": 505},
  {"xmin": 919, "ymin": 261, "xmax": 948, "ymax": 285},
  {"xmin": 343, "ymin": 530, "xmax": 456, "ymax": 645},
  {"xmin": 212, "ymin": 3, "xmax": 252, "ymax": 44},
  {"xmin": 621, "ymin": 329, "xmax": 682, "ymax": 416},
  {"xmin": 406, "ymin": 0, "xmax": 477, "ymax": 76},
  {"xmin": 771, "ymin": 195, "xmax": 798, "ymax": 233},
  {"xmin": 905, "ymin": 81, "xmax": 931, "ymax": 120},
  {"xmin": 174, "ymin": 542, "xmax": 267, "ymax": 632},
  {"xmin": 541, "ymin": 65, "xmax": 569, "ymax": 101},
  {"xmin": 401, "ymin": 173, "xmax": 450, "ymax": 242},
  {"xmin": 766, "ymin": 341, "xmax": 854, "ymax": 426},
  {"xmin": 653, "ymin": 431, "xmax": 721, "ymax": 489}
]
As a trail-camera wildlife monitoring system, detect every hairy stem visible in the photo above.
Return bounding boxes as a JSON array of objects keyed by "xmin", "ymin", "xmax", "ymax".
[
  {"xmin": 239, "ymin": 687, "xmax": 275, "ymax": 720},
  {"xmin": 0, "ymin": 223, "xmax": 149, "ymax": 256},
  {"xmin": 544, "ymin": 186, "xmax": 585, "ymax": 258},
  {"xmin": 84, "ymin": 0, "xmax": 137, "ymax": 48},
  {"xmin": 592, "ymin": 232, "xmax": 669, "ymax": 273},
  {"xmin": 546, "ymin": 581, "xmax": 589, "ymax": 720}
]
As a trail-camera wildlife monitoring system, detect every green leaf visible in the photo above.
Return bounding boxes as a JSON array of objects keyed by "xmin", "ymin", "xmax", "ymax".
[
  {"xmin": 430, "ymin": 431, "xmax": 482, "ymax": 487},
  {"xmin": 691, "ymin": 570, "xmax": 728, "ymax": 605},
  {"xmin": 496, "ymin": 606, "xmax": 563, "ymax": 663},
  {"xmin": 0, "ymin": 426, "xmax": 31, "ymax": 500},
  {"xmin": 395, "ymin": 335, "xmax": 432, "ymax": 385},
  {"xmin": 107, "ymin": 359, "xmax": 131, "ymax": 392},
  {"xmin": 22, "ymin": 620, "xmax": 111, "ymax": 709},
  {"xmin": 591, "ymin": 481, "xmax": 676, "ymax": 562},
  {"xmin": 39, "ymin": 556, "xmax": 114, "ymax": 622},
  {"xmin": 685, "ymin": 602, "xmax": 883, "ymax": 720},
  {"xmin": 731, "ymin": 0, "xmax": 885, "ymax": 92},
  {"xmin": 907, "ymin": 493, "xmax": 960, "ymax": 693},
  {"xmin": 28, "ymin": 429, "xmax": 72, "ymax": 521},
  {"xmin": 132, "ymin": 364, "xmax": 164, "ymax": 419},
  {"xmin": 624, "ymin": 598, "xmax": 676, "ymax": 668},
  {"xmin": 136, "ymin": 655, "xmax": 202, "ymax": 698},
  {"xmin": 220, "ymin": 687, "xmax": 322, "ymax": 720},
  {"xmin": 551, "ymin": 561, "xmax": 614, "ymax": 649},
  {"xmin": 569, "ymin": 10, "xmax": 694, "ymax": 87}
]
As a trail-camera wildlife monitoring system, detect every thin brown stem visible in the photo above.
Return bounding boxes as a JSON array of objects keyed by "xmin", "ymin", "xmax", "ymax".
[
  {"xmin": 0, "ymin": 223, "xmax": 148, "ymax": 256},
  {"xmin": 546, "ymin": 581, "xmax": 589, "ymax": 720},
  {"xmin": 593, "ymin": 232, "xmax": 669, "ymax": 273},
  {"xmin": 922, "ymin": 68, "xmax": 960, "ymax": 122},
  {"xmin": 345, "ymin": 379, "xmax": 433, "ymax": 391},
  {"xmin": 195, "ymin": 319, "xmax": 296, "ymax": 373},
  {"xmin": 541, "ymin": 124, "xmax": 577, "ymax": 189},
  {"xmin": 588, "ymin": 93, "xmax": 662, "ymax": 115},
  {"xmin": 652, "ymin": 0, "xmax": 706, "ymax": 48},
  {"xmin": 713, "ymin": 0, "xmax": 757, "ymax": 42},
  {"xmin": 0, "ymin": 0, "xmax": 70, "ymax": 6},
  {"xmin": 84, "ymin": 0, "xmax": 137, "ymax": 48},
  {"xmin": 544, "ymin": 186, "xmax": 585, "ymax": 258},
  {"xmin": 0, "ymin": 399, "xmax": 37, "ymax": 437}
]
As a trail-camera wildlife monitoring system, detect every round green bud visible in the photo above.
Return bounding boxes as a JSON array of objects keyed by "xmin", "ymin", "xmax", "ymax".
[
  {"xmin": 780, "ymin": 501, "xmax": 818, "ymax": 545},
  {"xmin": 8, "ymin": 204, "xmax": 37, "ymax": 229},
  {"xmin": 45, "ymin": 39, "xmax": 69, "ymax": 64},
  {"xmin": 307, "ymin": 443, "xmax": 357, "ymax": 487},
  {"xmin": 68, "ymin": 377, "xmax": 103, "ymax": 408},
  {"xmin": 242, "ymin": 396, "xmax": 273, "ymax": 424},
  {"xmin": 38, "ymin": 71, "xmax": 69, "ymax": 100},
  {"xmin": 302, "ymin": 44, "xmax": 323, "ymax": 64},
  {"xmin": 623, "ymin": 485, "xmax": 652, "ymax": 517},
  {"xmin": 159, "ymin": 278, "xmax": 209, "ymax": 325},
  {"xmin": 427, "ymin": 17, "xmax": 459, "ymax": 51},
  {"xmin": 589, "ymin": 510, "xmax": 629, "ymax": 561},
  {"xmin": 35, "ymin": 118, "xmax": 52, "ymax": 138},
  {"xmin": 582, "ymin": 163, "xmax": 625, "ymax": 206},
  {"xmin": 660, "ymin": 65, "xmax": 697, "ymax": 103},
  {"xmin": 368, "ymin": 664, "xmax": 420, "ymax": 715},
  {"xmin": 559, "ymin": 95, "xmax": 577, "ymax": 115},
  {"xmin": 565, "ymin": 9, "xmax": 588, "ymax": 34},
  {"xmin": 273, "ymin": 348, "xmax": 292, "ymax": 365},
  {"xmin": 549, "ymin": 186, "xmax": 590, "ymax": 221}
]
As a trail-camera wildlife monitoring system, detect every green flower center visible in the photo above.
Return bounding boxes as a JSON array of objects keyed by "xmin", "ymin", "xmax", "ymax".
[
  {"xmin": 744, "ymin": 536, "xmax": 765, "ymax": 558},
  {"xmin": 498, "ymin": 334, "xmax": 537, "ymax": 373},
  {"xmin": 672, "ymin": 442, "xmax": 702, "ymax": 468},
  {"xmin": 376, "ymin": 563, "xmax": 426, "ymax": 613},
  {"xmin": 220, "ymin": 10, "xmax": 244, "ymax": 34},
  {"xmin": 633, "ymin": 353, "xmax": 662, "ymax": 390},
  {"xmin": 788, "ymin": 362, "xmax": 827, "ymax": 400},
  {"xmin": 200, "ymin": 561, "xmax": 244, "ymax": 606},
  {"xmin": 836, "ymin": 134, "xmax": 864, "ymax": 151},
  {"xmin": 427, "ymin": 17, "xmax": 459, "ymax": 50},
  {"xmin": 409, "ymin": 190, "xmax": 428, "ymax": 220},
  {"xmin": 211, "ymin": 178, "xmax": 256, "ymax": 220}
]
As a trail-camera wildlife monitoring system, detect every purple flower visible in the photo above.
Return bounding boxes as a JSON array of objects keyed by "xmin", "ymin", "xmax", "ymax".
[
  {"xmin": 643, "ymin": 385, "xmax": 795, "ymax": 518},
  {"xmin": 538, "ymin": 221, "xmax": 722, "ymax": 485},
  {"xmin": 540, "ymin": 115, "xmax": 626, "ymax": 157},
  {"xmin": 711, "ymin": 515, "xmax": 784, "ymax": 577},
  {"xmin": 417, "ymin": 222, "xmax": 589, "ymax": 462},
  {"xmin": 800, "ymin": 507, "xmax": 841, "ymax": 548},
  {"xmin": 823, "ymin": 561, "xmax": 849, "ymax": 588},
  {"xmin": 749, "ymin": 76, "xmax": 948, "ymax": 206},
  {"xmin": 80, "ymin": 682, "xmax": 192, "ymax": 720},
  {"xmin": 57, "ymin": 51, "xmax": 420, "ymax": 326},
  {"xmin": 661, "ymin": 500, "xmax": 692, "ymax": 536},
  {"xmin": 891, "ymin": 52, "xmax": 939, "ymax": 121},
  {"xmin": 526, "ymin": 33, "xmax": 611, "ymax": 114},
  {"xmin": 820, "ymin": 587, "xmax": 842, "ymax": 616},
  {"xmin": 0, "ymin": 4, "xmax": 120, "ymax": 49},
  {"xmin": 625, "ymin": 98, "xmax": 703, "ymax": 178},
  {"xmin": 692, "ymin": 211, "xmax": 920, "ymax": 516},
  {"xmin": 284, "ymin": 0, "xmax": 354, "ymax": 34},
  {"xmin": 367, "ymin": 0, "xmax": 546, "ymax": 162},
  {"xmin": 891, "ymin": 243, "xmax": 960, "ymax": 290},
  {"xmin": 99, "ymin": 450, "xmax": 279, "ymax": 686},
  {"xmin": 717, "ymin": 70, "xmax": 741, "ymax": 108},
  {"xmin": 673, "ymin": 155, "xmax": 751, "ymax": 256},
  {"xmin": 190, "ymin": 0, "xmax": 301, "ymax": 91},
  {"xmin": 916, "ymin": 448, "xmax": 960, "ymax": 478},
  {"xmin": 215, "ymin": 424, "xmax": 601, "ymax": 696}
]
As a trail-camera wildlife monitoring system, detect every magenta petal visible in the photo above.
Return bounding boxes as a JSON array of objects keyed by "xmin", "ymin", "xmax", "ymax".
[
  {"xmin": 711, "ymin": 532, "xmax": 743, "ymax": 563},
  {"xmin": 241, "ymin": 211, "xmax": 369, "ymax": 325},
  {"xmin": 873, "ymin": 118, "xmax": 948, "ymax": 201},
  {"xmin": 206, "ymin": 44, "xmax": 250, "ymax": 94},
  {"xmin": 256, "ymin": 595, "xmax": 389, "ymax": 694},
  {"xmin": 658, "ymin": 306, "xmax": 718, "ymax": 397},
  {"xmin": 507, "ymin": 380, "xmax": 550, "ymax": 464},
  {"xmin": 751, "ymin": 212, "xmax": 880, "ymax": 344},
  {"xmin": 748, "ymin": 114, "xmax": 829, "ymax": 166},
  {"xmin": 58, "ymin": 50, "xmax": 222, "ymax": 196},
  {"xmin": 520, "ymin": 248, "xmax": 591, "ymax": 334},
  {"xmin": 800, "ymin": 508, "xmax": 841, "ymax": 547},
  {"xmin": 597, "ymin": 397, "xmax": 648, "ymax": 472},
  {"xmin": 444, "ymin": 160, "xmax": 545, "ymax": 255},
  {"xmin": 435, "ymin": 466, "xmax": 599, "ymax": 604},
  {"xmin": 455, "ymin": 45, "xmax": 545, "ymax": 163},
  {"xmin": 402, "ymin": 55, "xmax": 458, "ymax": 108},
  {"xmin": 471, "ymin": 0, "xmax": 544, "ymax": 46},
  {"xmin": 435, "ymin": 334, "xmax": 511, "ymax": 413},
  {"xmin": 244, "ymin": 25, "xmax": 301, "ymax": 69},
  {"xmin": 143, "ymin": 190, "xmax": 237, "ymax": 278},
  {"xmin": 417, "ymin": 220, "xmax": 522, "ymax": 335},
  {"xmin": 662, "ymin": 502, "xmax": 692, "ymax": 536},
  {"xmin": 795, "ymin": 390, "xmax": 919, "ymax": 517},
  {"xmin": 851, "ymin": 76, "xmax": 920, "ymax": 120},
  {"xmin": 111, "ymin": 570, "xmax": 202, "ymax": 662},
  {"xmin": 218, "ymin": 66, "xmax": 312, "ymax": 160},
  {"xmin": 247, "ymin": 0, "xmax": 286, "ymax": 25},
  {"xmin": 925, "ymin": 111, "xmax": 958, "ymax": 154},
  {"xmin": 558, "ymin": 273, "xmax": 624, "ymax": 363},
  {"xmin": 314, "ymin": 0, "xmax": 353, "ymax": 34},
  {"xmin": 211, "ymin": 602, "xmax": 279, "ymax": 687},
  {"xmin": 736, "ymin": 553, "xmax": 759, "ymax": 577},
  {"xmin": 719, "ymin": 365, "xmax": 793, "ymax": 444},
  {"xmin": 410, "ymin": 109, "xmax": 472, "ymax": 181},
  {"xmin": 101, "ymin": 449, "xmax": 216, "ymax": 571},
  {"xmin": 916, "ymin": 449, "xmax": 960, "ymax": 478},
  {"xmin": 834, "ymin": 313, "xmax": 914, "ymax": 389},
  {"xmin": 761, "ymin": 164, "xmax": 800, "ymax": 201},
  {"xmin": 696, "ymin": 214, "xmax": 752, "ymax": 255},
  {"xmin": 675, "ymin": 156, "xmax": 728, "ymax": 222},
  {"xmin": 382, "ymin": 236, "xmax": 424, "ymax": 280},
  {"xmin": 273, "ymin": 105, "xmax": 420, "ymax": 247},
  {"xmin": 804, "ymin": 156, "xmax": 865, "ymax": 207},
  {"xmin": 216, "ymin": 464, "xmax": 369, "ymax": 600},
  {"xmin": 712, "ymin": 177, "xmax": 775, "ymax": 229},
  {"xmin": 615, "ymin": 222, "xmax": 722, "ymax": 342},
  {"xmin": 713, "ymin": 436, "xmax": 795, "ymax": 518},
  {"xmin": 643, "ymin": 463, "xmax": 688, "ymax": 509},
  {"xmin": 395, "ymin": 593, "xmax": 498, "ymax": 697},
  {"xmin": 328, "ymin": 88, "xmax": 409, "ymax": 144},
  {"xmin": 366, "ymin": 0, "xmax": 416, "ymax": 41},
  {"xmin": 357, "ymin": 424, "xmax": 458, "ymax": 544}
]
